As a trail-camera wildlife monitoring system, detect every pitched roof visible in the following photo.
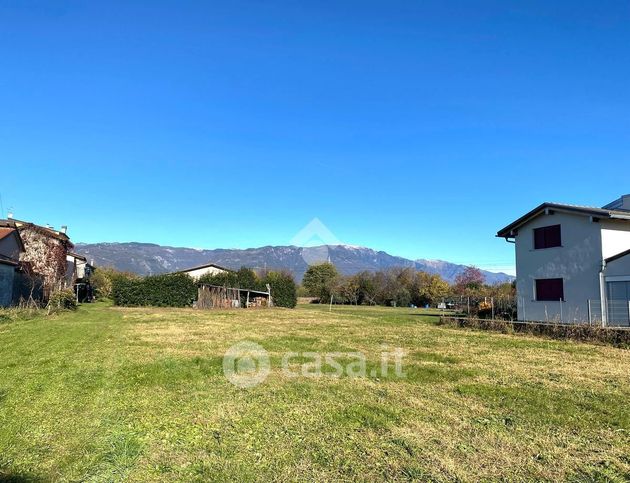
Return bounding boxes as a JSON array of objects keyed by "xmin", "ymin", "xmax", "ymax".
[
  {"xmin": 0, "ymin": 227, "xmax": 25, "ymax": 252},
  {"xmin": 68, "ymin": 252, "xmax": 87, "ymax": 262},
  {"xmin": 606, "ymin": 248, "xmax": 630, "ymax": 264},
  {"xmin": 0, "ymin": 228, "xmax": 15, "ymax": 241},
  {"xmin": 0, "ymin": 219, "xmax": 71, "ymax": 243},
  {"xmin": 497, "ymin": 202, "xmax": 630, "ymax": 238},
  {"xmin": 177, "ymin": 262, "xmax": 232, "ymax": 274}
]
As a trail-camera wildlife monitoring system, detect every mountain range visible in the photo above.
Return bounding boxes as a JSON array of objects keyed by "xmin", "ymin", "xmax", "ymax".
[{"xmin": 75, "ymin": 242, "xmax": 514, "ymax": 284}]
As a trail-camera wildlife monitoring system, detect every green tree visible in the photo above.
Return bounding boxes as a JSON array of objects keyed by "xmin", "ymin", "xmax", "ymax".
[
  {"xmin": 262, "ymin": 271, "xmax": 297, "ymax": 308},
  {"xmin": 302, "ymin": 263, "xmax": 339, "ymax": 302},
  {"xmin": 355, "ymin": 271, "xmax": 377, "ymax": 305},
  {"xmin": 414, "ymin": 272, "xmax": 449, "ymax": 306},
  {"xmin": 91, "ymin": 267, "xmax": 137, "ymax": 299}
]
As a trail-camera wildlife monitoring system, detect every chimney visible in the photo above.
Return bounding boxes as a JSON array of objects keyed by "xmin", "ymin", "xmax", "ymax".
[
  {"xmin": 7, "ymin": 212, "xmax": 13, "ymax": 219},
  {"xmin": 61, "ymin": 225, "xmax": 68, "ymax": 234}
]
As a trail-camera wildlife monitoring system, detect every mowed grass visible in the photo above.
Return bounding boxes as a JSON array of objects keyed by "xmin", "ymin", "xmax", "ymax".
[{"xmin": 0, "ymin": 303, "xmax": 628, "ymax": 482}]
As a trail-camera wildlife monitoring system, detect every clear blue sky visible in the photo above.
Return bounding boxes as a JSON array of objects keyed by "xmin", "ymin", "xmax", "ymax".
[{"xmin": 1, "ymin": 1, "xmax": 629, "ymax": 275}]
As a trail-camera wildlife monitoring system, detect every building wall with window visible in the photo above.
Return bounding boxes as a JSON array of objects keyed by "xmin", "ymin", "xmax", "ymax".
[{"xmin": 515, "ymin": 211, "xmax": 603, "ymax": 323}]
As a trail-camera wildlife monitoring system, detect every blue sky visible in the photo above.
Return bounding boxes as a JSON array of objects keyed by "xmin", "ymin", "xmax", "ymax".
[{"xmin": 1, "ymin": 1, "xmax": 629, "ymax": 275}]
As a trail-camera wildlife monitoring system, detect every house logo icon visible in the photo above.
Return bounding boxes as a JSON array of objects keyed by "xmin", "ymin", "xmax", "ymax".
[{"xmin": 290, "ymin": 218, "xmax": 341, "ymax": 266}]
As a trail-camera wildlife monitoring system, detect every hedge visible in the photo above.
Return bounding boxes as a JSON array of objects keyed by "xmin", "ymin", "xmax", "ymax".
[
  {"xmin": 439, "ymin": 316, "xmax": 630, "ymax": 348},
  {"xmin": 262, "ymin": 271, "xmax": 297, "ymax": 309},
  {"xmin": 112, "ymin": 273, "xmax": 197, "ymax": 307},
  {"xmin": 112, "ymin": 269, "xmax": 297, "ymax": 309}
]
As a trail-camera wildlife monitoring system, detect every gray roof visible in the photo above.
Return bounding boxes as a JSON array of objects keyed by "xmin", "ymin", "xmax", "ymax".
[
  {"xmin": 606, "ymin": 248, "xmax": 630, "ymax": 264},
  {"xmin": 497, "ymin": 202, "xmax": 630, "ymax": 238}
]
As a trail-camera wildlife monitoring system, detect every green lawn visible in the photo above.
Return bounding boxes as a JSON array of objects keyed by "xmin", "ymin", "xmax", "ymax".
[{"xmin": 0, "ymin": 303, "xmax": 628, "ymax": 482}]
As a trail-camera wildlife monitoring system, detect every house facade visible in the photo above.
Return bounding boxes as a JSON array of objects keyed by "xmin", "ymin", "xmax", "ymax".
[
  {"xmin": 66, "ymin": 252, "xmax": 94, "ymax": 284},
  {"xmin": 0, "ymin": 217, "xmax": 74, "ymax": 298},
  {"xmin": 66, "ymin": 252, "xmax": 95, "ymax": 302},
  {"xmin": 497, "ymin": 195, "xmax": 630, "ymax": 326}
]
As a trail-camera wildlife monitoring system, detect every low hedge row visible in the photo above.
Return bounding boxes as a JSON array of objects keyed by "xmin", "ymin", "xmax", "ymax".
[
  {"xmin": 439, "ymin": 316, "xmax": 630, "ymax": 347},
  {"xmin": 112, "ymin": 273, "xmax": 197, "ymax": 307}
]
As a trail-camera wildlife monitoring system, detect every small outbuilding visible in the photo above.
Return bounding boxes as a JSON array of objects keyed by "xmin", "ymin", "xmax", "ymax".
[{"xmin": 197, "ymin": 284, "xmax": 272, "ymax": 309}]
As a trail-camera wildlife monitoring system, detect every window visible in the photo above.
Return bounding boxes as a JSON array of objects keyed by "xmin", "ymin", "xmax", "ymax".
[
  {"xmin": 534, "ymin": 224, "xmax": 561, "ymax": 249},
  {"xmin": 535, "ymin": 278, "xmax": 564, "ymax": 301}
]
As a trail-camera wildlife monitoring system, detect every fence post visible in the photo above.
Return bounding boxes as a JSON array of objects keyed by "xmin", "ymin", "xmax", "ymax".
[
  {"xmin": 559, "ymin": 299, "xmax": 563, "ymax": 324},
  {"xmin": 491, "ymin": 297, "xmax": 494, "ymax": 320},
  {"xmin": 587, "ymin": 300, "xmax": 592, "ymax": 326}
]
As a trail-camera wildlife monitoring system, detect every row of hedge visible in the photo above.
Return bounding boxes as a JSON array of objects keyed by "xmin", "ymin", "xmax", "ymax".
[
  {"xmin": 112, "ymin": 273, "xmax": 197, "ymax": 307},
  {"xmin": 439, "ymin": 316, "xmax": 630, "ymax": 347},
  {"xmin": 111, "ymin": 269, "xmax": 297, "ymax": 309}
]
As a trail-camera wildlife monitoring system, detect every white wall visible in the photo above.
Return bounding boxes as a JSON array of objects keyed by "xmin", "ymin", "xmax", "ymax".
[
  {"xmin": 65, "ymin": 256, "xmax": 77, "ymax": 286},
  {"xmin": 601, "ymin": 220, "xmax": 630, "ymax": 259},
  {"xmin": 182, "ymin": 266, "xmax": 228, "ymax": 280},
  {"xmin": 514, "ymin": 211, "xmax": 603, "ymax": 323}
]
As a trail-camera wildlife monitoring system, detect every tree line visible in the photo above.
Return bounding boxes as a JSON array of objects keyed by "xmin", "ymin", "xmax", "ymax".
[
  {"xmin": 90, "ymin": 262, "xmax": 514, "ymax": 311},
  {"xmin": 301, "ymin": 263, "xmax": 515, "ymax": 307}
]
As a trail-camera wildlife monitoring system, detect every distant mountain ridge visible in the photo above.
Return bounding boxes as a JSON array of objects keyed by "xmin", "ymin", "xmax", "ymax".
[{"xmin": 75, "ymin": 242, "xmax": 514, "ymax": 284}]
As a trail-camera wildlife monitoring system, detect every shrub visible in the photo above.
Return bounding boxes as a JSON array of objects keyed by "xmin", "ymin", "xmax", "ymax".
[
  {"xmin": 48, "ymin": 289, "xmax": 78, "ymax": 312},
  {"xmin": 112, "ymin": 273, "xmax": 197, "ymax": 307},
  {"xmin": 0, "ymin": 307, "xmax": 44, "ymax": 323},
  {"xmin": 262, "ymin": 271, "xmax": 297, "ymax": 308},
  {"xmin": 438, "ymin": 316, "xmax": 630, "ymax": 348}
]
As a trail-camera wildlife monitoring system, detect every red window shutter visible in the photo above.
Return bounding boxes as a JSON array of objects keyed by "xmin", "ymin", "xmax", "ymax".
[
  {"xmin": 534, "ymin": 227, "xmax": 546, "ymax": 249},
  {"xmin": 536, "ymin": 279, "xmax": 564, "ymax": 301},
  {"xmin": 534, "ymin": 225, "xmax": 561, "ymax": 249},
  {"xmin": 546, "ymin": 225, "xmax": 561, "ymax": 247}
]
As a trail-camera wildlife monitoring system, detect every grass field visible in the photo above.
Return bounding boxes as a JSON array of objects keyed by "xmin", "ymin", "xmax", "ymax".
[{"xmin": 0, "ymin": 303, "xmax": 628, "ymax": 482}]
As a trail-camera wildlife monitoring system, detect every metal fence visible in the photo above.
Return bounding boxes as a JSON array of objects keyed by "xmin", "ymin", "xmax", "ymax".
[
  {"xmin": 443, "ymin": 296, "xmax": 517, "ymax": 320},
  {"xmin": 444, "ymin": 295, "xmax": 630, "ymax": 327},
  {"xmin": 562, "ymin": 300, "xmax": 630, "ymax": 327},
  {"xmin": 602, "ymin": 299, "xmax": 630, "ymax": 327}
]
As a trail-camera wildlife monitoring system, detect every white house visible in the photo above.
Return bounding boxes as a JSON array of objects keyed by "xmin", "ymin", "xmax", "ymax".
[
  {"xmin": 177, "ymin": 262, "xmax": 231, "ymax": 280},
  {"xmin": 66, "ymin": 252, "xmax": 94, "ymax": 284},
  {"xmin": 497, "ymin": 195, "xmax": 630, "ymax": 326}
]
